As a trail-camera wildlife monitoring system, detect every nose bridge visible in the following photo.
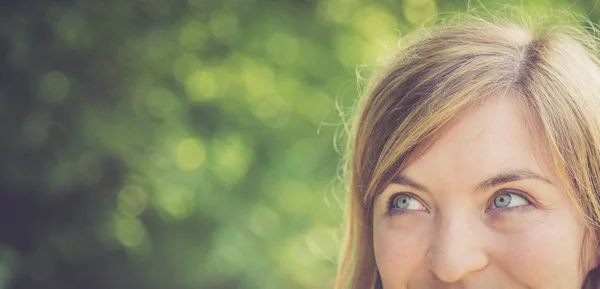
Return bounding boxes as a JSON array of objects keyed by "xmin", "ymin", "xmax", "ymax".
[{"xmin": 426, "ymin": 209, "xmax": 488, "ymax": 283}]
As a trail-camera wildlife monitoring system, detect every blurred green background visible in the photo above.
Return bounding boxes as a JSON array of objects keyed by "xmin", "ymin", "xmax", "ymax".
[{"xmin": 0, "ymin": 0, "xmax": 597, "ymax": 288}]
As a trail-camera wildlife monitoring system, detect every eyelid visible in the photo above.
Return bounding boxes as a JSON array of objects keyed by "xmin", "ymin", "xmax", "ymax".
[
  {"xmin": 383, "ymin": 188, "xmax": 538, "ymax": 217},
  {"xmin": 486, "ymin": 189, "xmax": 534, "ymax": 211},
  {"xmin": 386, "ymin": 192, "xmax": 429, "ymax": 213}
]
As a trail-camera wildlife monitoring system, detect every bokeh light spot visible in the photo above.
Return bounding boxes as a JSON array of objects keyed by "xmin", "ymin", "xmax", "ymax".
[
  {"xmin": 284, "ymin": 239, "xmax": 312, "ymax": 266},
  {"xmin": 175, "ymin": 138, "xmax": 206, "ymax": 171},
  {"xmin": 335, "ymin": 33, "xmax": 363, "ymax": 68},
  {"xmin": 118, "ymin": 185, "xmax": 148, "ymax": 217},
  {"xmin": 305, "ymin": 227, "xmax": 338, "ymax": 261},
  {"xmin": 296, "ymin": 91, "xmax": 333, "ymax": 125},
  {"xmin": 248, "ymin": 205, "xmax": 278, "ymax": 238},
  {"xmin": 39, "ymin": 71, "xmax": 70, "ymax": 103},
  {"xmin": 179, "ymin": 20, "xmax": 208, "ymax": 51},
  {"xmin": 142, "ymin": 30, "xmax": 171, "ymax": 62},
  {"xmin": 145, "ymin": 87, "xmax": 180, "ymax": 118},
  {"xmin": 277, "ymin": 181, "xmax": 312, "ymax": 212},
  {"xmin": 52, "ymin": 9, "xmax": 90, "ymax": 47},
  {"xmin": 209, "ymin": 10, "xmax": 238, "ymax": 40},
  {"xmin": 319, "ymin": 0, "xmax": 358, "ymax": 23},
  {"xmin": 241, "ymin": 62, "xmax": 291, "ymax": 126},
  {"xmin": 278, "ymin": 237, "xmax": 325, "ymax": 286},
  {"xmin": 353, "ymin": 7, "xmax": 399, "ymax": 63},
  {"xmin": 155, "ymin": 185, "xmax": 195, "ymax": 220},
  {"xmin": 284, "ymin": 138, "xmax": 321, "ymax": 178},
  {"xmin": 185, "ymin": 70, "xmax": 218, "ymax": 102},
  {"xmin": 242, "ymin": 62, "xmax": 275, "ymax": 97},
  {"xmin": 172, "ymin": 53, "xmax": 201, "ymax": 82},
  {"xmin": 403, "ymin": 0, "xmax": 437, "ymax": 25},
  {"xmin": 211, "ymin": 132, "xmax": 254, "ymax": 186},
  {"xmin": 353, "ymin": 6, "xmax": 397, "ymax": 40},
  {"xmin": 114, "ymin": 216, "xmax": 147, "ymax": 248},
  {"xmin": 265, "ymin": 33, "xmax": 299, "ymax": 65},
  {"xmin": 249, "ymin": 94, "xmax": 291, "ymax": 128}
]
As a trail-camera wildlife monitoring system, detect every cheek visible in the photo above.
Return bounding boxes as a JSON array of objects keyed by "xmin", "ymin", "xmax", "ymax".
[
  {"xmin": 491, "ymin": 212, "xmax": 586, "ymax": 286},
  {"xmin": 373, "ymin": 218, "xmax": 430, "ymax": 286}
]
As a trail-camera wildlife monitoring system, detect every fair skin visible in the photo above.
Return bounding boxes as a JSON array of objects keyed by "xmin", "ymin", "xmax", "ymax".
[{"xmin": 373, "ymin": 96, "xmax": 598, "ymax": 288}]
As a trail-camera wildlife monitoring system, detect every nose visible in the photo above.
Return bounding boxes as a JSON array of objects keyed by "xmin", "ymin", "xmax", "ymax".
[{"xmin": 426, "ymin": 212, "xmax": 489, "ymax": 283}]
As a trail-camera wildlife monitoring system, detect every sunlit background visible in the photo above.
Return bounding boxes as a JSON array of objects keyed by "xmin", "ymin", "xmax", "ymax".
[{"xmin": 0, "ymin": 0, "xmax": 597, "ymax": 288}]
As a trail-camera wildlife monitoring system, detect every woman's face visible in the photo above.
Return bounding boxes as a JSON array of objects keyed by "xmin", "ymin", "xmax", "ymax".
[{"xmin": 373, "ymin": 96, "xmax": 598, "ymax": 289}]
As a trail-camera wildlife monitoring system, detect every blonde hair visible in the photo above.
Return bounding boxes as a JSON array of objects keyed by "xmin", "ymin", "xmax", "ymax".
[{"xmin": 336, "ymin": 12, "xmax": 600, "ymax": 289}]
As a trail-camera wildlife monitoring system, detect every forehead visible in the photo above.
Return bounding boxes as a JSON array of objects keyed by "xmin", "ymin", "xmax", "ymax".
[{"xmin": 401, "ymin": 95, "xmax": 556, "ymax": 189}]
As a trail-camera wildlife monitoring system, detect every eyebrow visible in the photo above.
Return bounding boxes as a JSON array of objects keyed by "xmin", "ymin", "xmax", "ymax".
[{"xmin": 391, "ymin": 168, "xmax": 554, "ymax": 194}]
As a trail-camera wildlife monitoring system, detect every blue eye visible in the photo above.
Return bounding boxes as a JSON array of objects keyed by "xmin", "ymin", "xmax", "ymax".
[
  {"xmin": 491, "ymin": 191, "xmax": 529, "ymax": 209},
  {"xmin": 389, "ymin": 193, "xmax": 427, "ymax": 211}
]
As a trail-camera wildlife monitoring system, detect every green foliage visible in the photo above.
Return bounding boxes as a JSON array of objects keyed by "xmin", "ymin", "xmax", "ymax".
[{"xmin": 0, "ymin": 0, "xmax": 597, "ymax": 288}]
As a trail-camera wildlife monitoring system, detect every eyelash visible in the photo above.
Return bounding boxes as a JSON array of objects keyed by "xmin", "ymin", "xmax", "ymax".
[
  {"xmin": 486, "ymin": 189, "xmax": 535, "ymax": 214},
  {"xmin": 386, "ymin": 192, "xmax": 428, "ymax": 214},
  {"xmin": 386, "ymin": 189, "xmax": 534, "ymax": 215}
]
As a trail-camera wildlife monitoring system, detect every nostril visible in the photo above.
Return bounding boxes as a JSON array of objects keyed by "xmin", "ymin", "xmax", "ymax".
[
  {"xmin": 425, "ymin": 221, "xmax": 489, "ymax": 283},
  {"xmin": 426, "ymin": 249, "xmax": 488, "ymax": 283}
]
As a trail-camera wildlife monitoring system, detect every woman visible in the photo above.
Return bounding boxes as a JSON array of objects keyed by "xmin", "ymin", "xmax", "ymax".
[{"xmin": 335, "ymin": 12, "xmax": 600, "ymax": 289}]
